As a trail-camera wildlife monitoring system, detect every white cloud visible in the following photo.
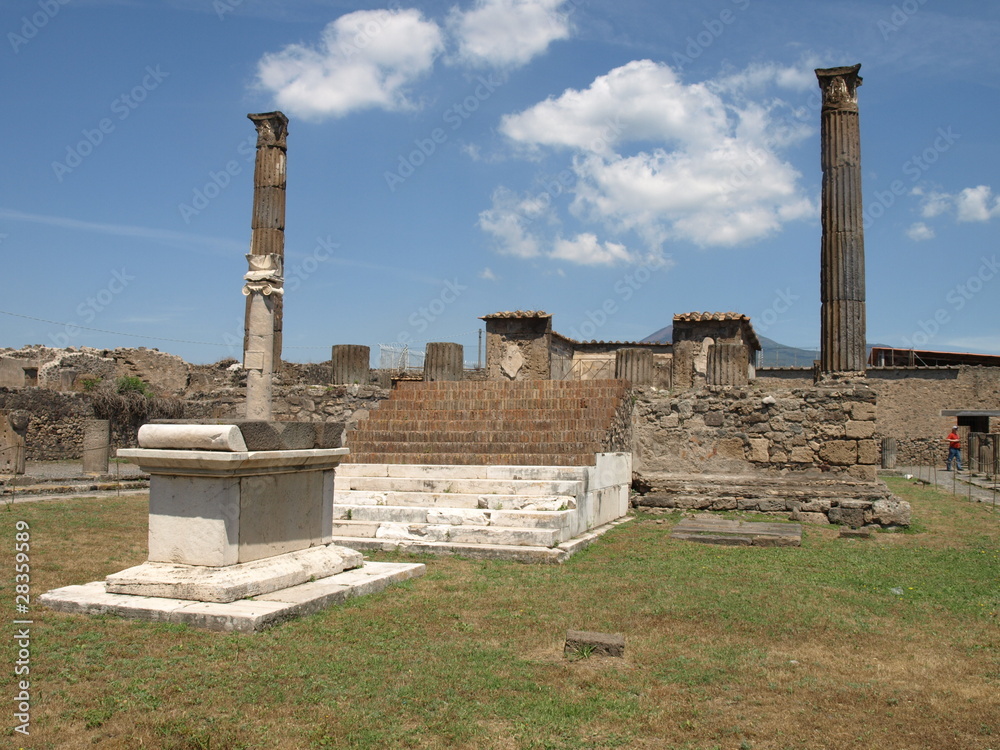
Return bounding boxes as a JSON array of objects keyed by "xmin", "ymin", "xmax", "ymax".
[
  {"xmin": 915, "ymin": 188, "xmax": 952, "ymax": 218},
  {"xmin": 448, "ymin": 0, "xmax": 572, "ymax": 69},
  {"xmin": 498, "ymin": 60, "xmax": 815, "ymax": 250},
  {"xmin": 913, "ymin": 184, "xmax": 1000, "ymax": 225},
  {"xmin": 906, "ymin": 222, "xmax": 935, "ymax": 241},
  {"xmin": 479, "ymin": 267, "xmax": 499, "ymax": 280},
  {"xmin": 551, "ymin": 233, "xmax": 633, "ymax": 265},
  {"xmin": 956, "ymin": 185, "xmax": 1000, "ymax": 222},
  {"xmin": 255, "ymin": 9, "xmax": 443, "ymax": 119},
  {"xmin": 478, "ymin": 186, "xmax": 545, "ymax": 258}
]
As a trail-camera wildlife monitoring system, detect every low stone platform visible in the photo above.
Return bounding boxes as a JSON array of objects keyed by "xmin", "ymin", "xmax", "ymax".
[
  {"xmin": 634, "ymin": 473, "xmax": 911, "ymax": 528},
  {"xmin": 670, "ymin": 516, "xmax": 802, "ymax": 546},
  {"xmin": 40, "ymin": 560, "xmax": 425, "ymax": 633}
]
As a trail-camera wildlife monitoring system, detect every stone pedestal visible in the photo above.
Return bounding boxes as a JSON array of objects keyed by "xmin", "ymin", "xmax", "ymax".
[
  {"xmin": 110, "ymin": 423, "xmax": 354, "ymax": 601},
  {"xmin": 82, "ymin": 419, "xmax": 110, "ymax": 475}
]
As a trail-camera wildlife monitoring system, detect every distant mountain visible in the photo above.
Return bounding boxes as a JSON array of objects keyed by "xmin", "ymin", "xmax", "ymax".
[
  {"xmin": 640, "ymin": 325, "xmax": 819, "ymax": 368},
  {"xmin": 641, "ymin": 325, "xmax": 889, "ymax": 368}
]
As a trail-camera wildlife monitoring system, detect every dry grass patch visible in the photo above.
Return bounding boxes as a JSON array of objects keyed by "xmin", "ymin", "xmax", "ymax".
[{"xmin": 0, "ymin": 477, "xmax": 997, "ymax": 749}]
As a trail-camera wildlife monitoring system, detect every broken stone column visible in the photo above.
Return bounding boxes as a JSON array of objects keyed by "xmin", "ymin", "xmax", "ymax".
[
  {"xmin": 82, "ymin": 419, "xmax": 111, "ymax": 475},
  {"xmin": 245, "ymin": 111, "xmax": 288, "ymax": 372},
  {"xmin": 243, "ymin": 112, "xmax": 288, "ymax": 420},
  {"xmin": 707, "ymin": 344, "xmax": 750, "ymax": 386},
  {"xmin": 424, "ymin": 342, "xmax": 464, "ymax": 382},
  {"xmin": 615, "ymin": 348, "xmax": 653, "ymax": 385},
  {"xmin": 331, "ymin": 345, "xmax": 370, "ymax": 385},
  {"xmin": 816, "ymin": 65, "xmax": 867, "ymax": 375}
]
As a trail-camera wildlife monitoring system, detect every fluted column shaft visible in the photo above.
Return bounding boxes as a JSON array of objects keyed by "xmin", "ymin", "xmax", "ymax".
[
  {"xmin": 243, "ymin": 111, "xmax": 288, "ymax": 420},
  {"xmin": 817, "ymin": 65, "xmax": 866, "ymax": 375},
  {"xmin": 245, "ymin": 112, "xmax": 288, "ymax": 373}
]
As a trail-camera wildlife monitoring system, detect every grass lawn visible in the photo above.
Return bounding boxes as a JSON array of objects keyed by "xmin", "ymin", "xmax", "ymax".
[{"xmin": 1, "ymin": 477, "xmax": 998, "ymax": 749}]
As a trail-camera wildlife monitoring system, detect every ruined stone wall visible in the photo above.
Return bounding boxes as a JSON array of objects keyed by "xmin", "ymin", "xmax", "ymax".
[
  {"xmin": 869, "ymin": 367, "xmax": 1000, "ymax": 464},
  {"xmin": 633, "ymin": 383, "xmax": 879, "ymax": 481},
  {"xmin": 756, "ymin": 366, "xmax": 1000, "ymax": 465},
  {"xmin": 0, "ymin": 388, "xmax": 95, "ymax": 460}
]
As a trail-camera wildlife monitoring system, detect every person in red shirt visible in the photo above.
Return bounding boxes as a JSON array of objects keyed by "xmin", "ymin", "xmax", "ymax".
[{"xmin": 945, "ymin": 427, "xmax": 962, "ymax": 471}]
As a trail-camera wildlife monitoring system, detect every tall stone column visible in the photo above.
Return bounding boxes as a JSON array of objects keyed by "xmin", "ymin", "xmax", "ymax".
[
  {"xmin": 243, "ymin": 111, "xmax": 288, "ymax": 420},
  {"xmin": 245, "ymin": 112, "xmax": 288, "ymax": 372},
  {"xmin": 816, "ymin": 64, "xmax": 866, "ymax": 375}
]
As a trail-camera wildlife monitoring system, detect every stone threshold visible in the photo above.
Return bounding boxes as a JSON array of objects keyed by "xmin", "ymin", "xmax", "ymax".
[
  {"xmin": 40, "ymin": 561, "xmax": 425, "ymax": 633},
  {"xmin": 329, "ymin": 516, "xmax": 633, "ymax": 563}
]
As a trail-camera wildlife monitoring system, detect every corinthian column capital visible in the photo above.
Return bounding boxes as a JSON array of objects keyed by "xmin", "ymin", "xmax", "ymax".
[
  {"xmin": 248, "ymin": 111, "xmax": 289, "ymax": 149},
  {"xmin": 816, "ymin": 64, "xmax": 862, "ymax": 112}
]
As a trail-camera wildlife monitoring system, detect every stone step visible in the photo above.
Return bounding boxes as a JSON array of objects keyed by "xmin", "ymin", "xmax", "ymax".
[
  {"xmin": 337, "ymin": 464, "xmax": 587, "ymax": 480},
  {"xmin": 342, "ymin": 452, "xmax": 596, "ymax": 466},
  {"xmin": 351, "ymin": 427, "xmax": 609, "ymax": 443},
  {"xmin": 329, "ymin": 520, "xmax": 562, "ymax": 547},
  {"xmin": 334, "ymin": 490, "xmax": 576, "ymax": 511},
  {"xmin": 332, "ymin": 504, "xmax": 577, "ymax": 529},
  {"xmin": 336, "ymin": 463, "xmax": 588, "ymax": 481},
  {"xmin": 346, "ymin": 441, "xmax": 603, "ymax": 456},
  {"xmin": 339, "ymin": 476, "xmax": 583, "ymax": 496},
  {"xmin": 372, "ymin": 402, "xmax": 620, "ymax": 419},
  {"xmin": 327, "ymin": 516, "xmax": 632, "ymax": 563}
]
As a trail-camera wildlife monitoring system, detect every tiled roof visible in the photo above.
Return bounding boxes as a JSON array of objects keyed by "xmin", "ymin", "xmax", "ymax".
[
  {"xmin": 552, "ymin": 332, "xmax": 669, "ymax": 346},
  {"xmin": 480, "ymin": 310, "xmax": 551, "ymax": 319},
  {"xmin": 672, "ymin": 311, "xmax": 761, "ymax": 351},
  {"xmin": 673, "ymin": 311, "xmax": 750, "ymax": 322}
]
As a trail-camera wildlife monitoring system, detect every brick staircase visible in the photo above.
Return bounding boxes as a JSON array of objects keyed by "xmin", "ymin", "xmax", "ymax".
[
  {"xmin": 332, "ymin": 380, "xmax": 634, "ymax": 561},
  {"xmin": 343, "ymin": 379, "xmax": 632, "ymax": 466}
]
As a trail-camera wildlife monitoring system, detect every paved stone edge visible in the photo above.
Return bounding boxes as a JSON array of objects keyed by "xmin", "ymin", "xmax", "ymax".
[{"xmin": 39, "ymin": 561, "xmax": 425, "ymax": 633}]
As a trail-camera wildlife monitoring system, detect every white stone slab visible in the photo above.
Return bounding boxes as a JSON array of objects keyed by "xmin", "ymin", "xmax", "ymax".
[
  {"xmin": 138, "ymin": 424, "xmax": 248, "ymax": 452},
  {"xmin": 41, "ymin": 561, "xmax": 425, "ymax": 632},
  {"xmin": 106, "ymin": 544, "xmax": 364, "ymax": 603},
  {"xmin": 117, "ymin": 447, "xmax": 349, "ymax": 475}
]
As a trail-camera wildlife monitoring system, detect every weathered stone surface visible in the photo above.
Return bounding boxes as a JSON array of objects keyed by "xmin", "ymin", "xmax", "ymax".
[
  {"xmin": 870, "ymin": 498, "xmax": 911, "ymax": 527},
  {"xmin": 789, "ymin": 446, "xmax": 815, "ymax": 463},
  {"xmin": 845, "ymin": 420, "xmax": 876, "ymax": 439},
  {"xmin": 748, "ymin": 438, "xmax": 770, "ymax": 462},
  {"xmin": 828, "ymin": 506, "xmax": 866, "ymax": 528},
  {"xmin": 856, "ymin": 439, "xmax": 879, "ymax": 465},
  {"xmin": 704, "ymin": 412, "xmax": 724, "ymax": 427},
  {"xmin": 716, "ymin": 437, "xmax": 745, "ymax": 459},
  {"xmin": 818, "ymin": 440, "xmax": 857, "ymax": 466},
  {"xmin": 791, "ymin": 511, "xmax": 831, "ymax": 525}
]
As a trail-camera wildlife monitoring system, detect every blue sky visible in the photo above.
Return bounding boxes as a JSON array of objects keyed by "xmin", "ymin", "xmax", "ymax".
[{"xmin": 2, "ymin": 0, "xmax": 998, "ymax": 365}]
